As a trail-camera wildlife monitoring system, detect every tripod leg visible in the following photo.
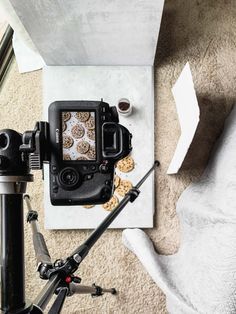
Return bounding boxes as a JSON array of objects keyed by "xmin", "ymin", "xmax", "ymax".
[
  {"xmin": 48, "ymin": 287, "xmax": 68, "ymax": 314},
  {"xmin": 24, "ymin": 195, "xmax": 53, "ymax": 279},
  {"xmin": 69, "ymin": 283, "xmax": 117, "ymax": 297}
]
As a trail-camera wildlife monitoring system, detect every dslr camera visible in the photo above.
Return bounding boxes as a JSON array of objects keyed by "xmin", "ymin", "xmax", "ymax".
[{"xmin": 46, "ymin": 100, "xmax": 132, "ymax": 205}]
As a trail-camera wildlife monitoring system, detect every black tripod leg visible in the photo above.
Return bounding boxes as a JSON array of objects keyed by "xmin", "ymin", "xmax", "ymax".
[
  {"xmin": 68, "ymin": 161, "xmax": 160, "ymax": 264},
  {"xmin": 34, "ymin": 274, "xmax": 61, "ymax": 311},
  {"xmin": 48, "ymin": 287, "xmax": 68, "ymax": 314}
]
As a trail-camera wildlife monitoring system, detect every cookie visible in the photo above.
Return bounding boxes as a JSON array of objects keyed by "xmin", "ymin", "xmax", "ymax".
[
  {"xmin": 63, "ymin": 154, "xmax": 71, "ymax": 160},
  {"xmin": 77, "ymin": 156, "xmax": 88, "ymax": 160},
  {"xmin": 116, "ymin": 156, "xmax": 134, "ymax": 173},
  {"xmin": 85, "ymin": 117, "xmax": 95, "ymax": 130},
  {"xmin": 116, "ymin": 179, "xmax": 133, "ymax": 197},
  {"xmin": 63, "ymin": 135, "xmax": 74, "ymax": 149},
  {"xmin": 76, "ymin": 112, "xmax": 90, "ymax": 122},
  {"xmin": 87, "ymin": 146, "xmax": 96, "ymax": 159},
  {"xmin": 102, "ymin": 195, "xmax": 119, "ymax": 211},
  {"xmin": 87, "ymin": 129, "xmax": 95, "ymax": 141},
  {"xmin": 114, "ymin": 175, "xmax": 121, "ymax": 188},
  {"xmin": 77, "ymin": 140, "xmax": 90, "ymax": 154},
  {"xmin": 62, "ymin": 112, "xmax": 71, "ymax": 122},
  {"xmin": 62, "ymin": 122, "xmax": 67, "ymax": 132},
  {"xmin": 71, "ymin": 124, "xmax": 85, "ymax": 139},
  {"xmin": 83, "ymin": 204, "xmax": 94, "ymax": 209}
]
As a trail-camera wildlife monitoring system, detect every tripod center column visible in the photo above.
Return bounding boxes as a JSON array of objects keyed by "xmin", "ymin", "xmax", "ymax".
[
  {"xmin": 0, "ymin": 129, "xmax": 33, "ymax": 313},
  {"xmin": 1, "ymin": 194, "xmax": 25, "ymax": 312}
]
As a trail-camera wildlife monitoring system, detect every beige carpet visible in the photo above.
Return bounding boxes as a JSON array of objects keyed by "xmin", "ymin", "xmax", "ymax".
[{"xmin": 0, "ymin": 0, "xmax": 235, "ymax": 313}]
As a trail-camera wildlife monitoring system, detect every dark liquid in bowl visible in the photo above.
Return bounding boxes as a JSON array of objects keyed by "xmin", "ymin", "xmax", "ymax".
[{"xmin": 118, "ymin": 102, "xmax": 130, "ymax": 111}]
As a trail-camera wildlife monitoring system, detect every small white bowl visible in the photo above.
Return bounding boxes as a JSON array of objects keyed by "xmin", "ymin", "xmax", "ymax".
[{"xmin": 117, "ymin": 98, "xmax": 132, "ymax": 117}]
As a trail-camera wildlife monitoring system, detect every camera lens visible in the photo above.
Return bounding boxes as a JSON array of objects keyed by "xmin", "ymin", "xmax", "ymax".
[{"xmin": 59, "ymin": 168, "xmax": 79, "ymax": 188}]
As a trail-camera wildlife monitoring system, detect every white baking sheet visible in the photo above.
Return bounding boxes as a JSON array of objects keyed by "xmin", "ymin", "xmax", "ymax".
[{"xmin": 43, "ymin": 66, "xmax": 155, "ymax": 229}]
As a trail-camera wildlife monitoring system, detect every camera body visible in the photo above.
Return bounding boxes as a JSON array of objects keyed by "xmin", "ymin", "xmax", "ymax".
[{"xmin": 48, "ymin": 100, "xmax": 132, "ymax": 205}]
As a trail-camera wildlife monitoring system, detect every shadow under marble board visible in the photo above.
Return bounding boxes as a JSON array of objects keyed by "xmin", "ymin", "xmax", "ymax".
[{"xmin": 43, "ymin": 66, "xmax": 155, "ymax": 229}]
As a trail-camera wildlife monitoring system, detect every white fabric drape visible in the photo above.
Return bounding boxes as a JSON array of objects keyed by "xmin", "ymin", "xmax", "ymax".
[{"xmin": 123, "ymin": 105, "xmax": 236, "ymax": 314}]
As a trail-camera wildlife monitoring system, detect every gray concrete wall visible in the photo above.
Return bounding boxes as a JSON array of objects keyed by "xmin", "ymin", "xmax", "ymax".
[{"xmin": 9, "ymin": 0, "xmax": 164, "ymax": 65}]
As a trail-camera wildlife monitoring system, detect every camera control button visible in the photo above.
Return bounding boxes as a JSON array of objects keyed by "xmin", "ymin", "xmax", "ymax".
[
  {"xmin": 52, "ymin": 165, "xmax": 57, "ymax": 172},
  {"xmin": 59, "ymin": 168, "xmax": 79, "ymax": 188},
  {"xmin": 85, "ymin": 174, "xmax": 93, "ymax": 180},
  {"xmin": 52, "ymin": 176, "xmax": 57, "ymax": 183},
  {"xmin": 53, "ymin": 186, "xmax": 58, "ymax": 193},
  {"xmin": 90, "ymin": 165, "xmax": 96, "ymax": 171},
  {"xmin": 99, "ymin": 163, "xmax": 109, "ymax": 173},
  {"xmin": 83, "ymin": 165, "xmax": 88, "ymax": 171},
  {"xmin": 101, "ymin": 187, "xmax": 112, "ymax": 200}
]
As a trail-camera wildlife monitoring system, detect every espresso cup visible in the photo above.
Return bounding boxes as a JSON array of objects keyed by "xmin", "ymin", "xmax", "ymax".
[{"xmin": 117, "ymin": 98, "xmax": 132, "ymax": 117}]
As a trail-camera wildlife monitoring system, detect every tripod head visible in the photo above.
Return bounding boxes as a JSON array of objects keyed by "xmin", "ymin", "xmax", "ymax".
[
  {"xmin": 0, "ymin": 129, "xmax": 30, "ymax": 174},
  {"xmin": 0, "ymin": 129, "xmax": 33, "ymax": 196},
  {"xmin": 20, "ymin": 121, "xmax": 50, "ymax": 170}
]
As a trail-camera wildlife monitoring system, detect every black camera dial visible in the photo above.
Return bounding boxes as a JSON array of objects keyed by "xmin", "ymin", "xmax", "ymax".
[{"xmin": 59, "ymin": 167, "xmax": 80, "ymax": 188}]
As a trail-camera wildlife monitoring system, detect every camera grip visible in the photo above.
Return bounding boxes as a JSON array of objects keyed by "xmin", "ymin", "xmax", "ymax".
[{"xmin": 33, "ymin": 232, "xmax": 52, "ymax": 266}]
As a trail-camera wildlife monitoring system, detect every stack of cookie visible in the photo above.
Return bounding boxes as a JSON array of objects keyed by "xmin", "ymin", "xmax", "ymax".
[
  {"xmin": 83, "ymin": 155, "xmax": 135, "ymax": 212},
  {"xmin": 104, "ymin": 155, "xmax": 134, "ymax": 211}
]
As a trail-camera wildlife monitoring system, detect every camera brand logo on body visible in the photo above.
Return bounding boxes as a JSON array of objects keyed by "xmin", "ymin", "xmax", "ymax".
[{"xmin": 55, "ymin": 129, "xmax": 59, "ymax": 143}]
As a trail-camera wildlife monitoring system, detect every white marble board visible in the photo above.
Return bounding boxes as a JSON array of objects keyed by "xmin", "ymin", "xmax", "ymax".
[{"xmin": 43, "ymin": 66, "xmax": 155, "ymax": 229}]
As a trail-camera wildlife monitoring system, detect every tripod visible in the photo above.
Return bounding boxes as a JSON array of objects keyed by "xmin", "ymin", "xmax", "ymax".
[{"xmin": 0, "ymin": 128, "xmax": 159, "ymax": 313}]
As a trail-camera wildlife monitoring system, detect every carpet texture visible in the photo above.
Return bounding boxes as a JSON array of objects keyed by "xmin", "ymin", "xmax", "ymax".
[{"xmin": 0, "ymin": 0, "xmax": 235, "ymax": 313}]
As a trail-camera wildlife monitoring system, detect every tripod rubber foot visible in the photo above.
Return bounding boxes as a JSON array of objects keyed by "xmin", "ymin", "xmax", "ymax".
[
  {"xmin": 111, "ymin": 288, "xmax": 117, "ymax": 295},
  {"xmin": 154, "ymin": 160, "xmax": 160, "ymax": 167}
]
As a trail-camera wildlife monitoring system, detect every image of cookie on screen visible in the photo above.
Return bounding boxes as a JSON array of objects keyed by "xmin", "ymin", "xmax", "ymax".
[{"xmin": 61, "ymin": 111, "xmax": 96, "ymax": 161}]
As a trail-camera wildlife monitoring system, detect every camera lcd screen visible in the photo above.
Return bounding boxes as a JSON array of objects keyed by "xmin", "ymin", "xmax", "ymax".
[{"xmin": 62, "ymin": 111, "xmax": 96, "ymax": 161}]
